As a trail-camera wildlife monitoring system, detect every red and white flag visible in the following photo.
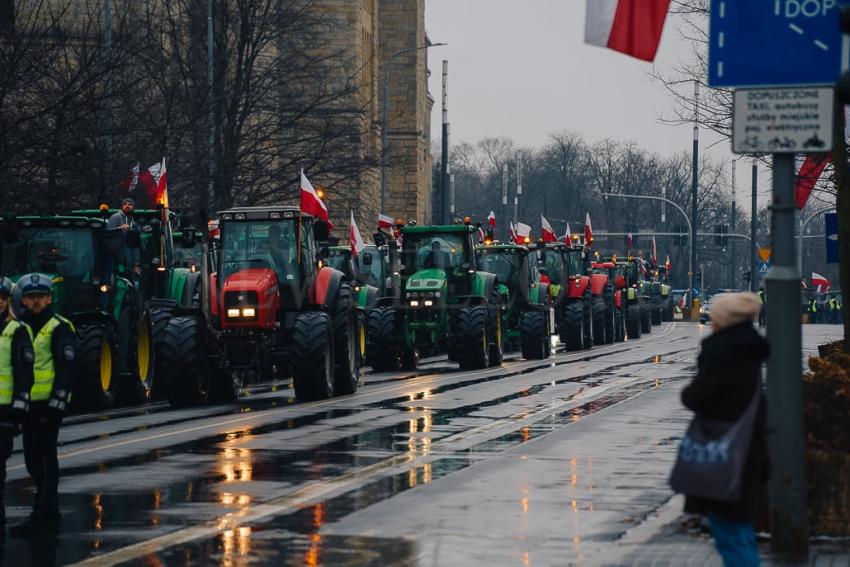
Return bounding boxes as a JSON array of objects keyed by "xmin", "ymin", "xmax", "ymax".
[
  {"xmin": 584, "ymin": 213, "xmax": 593, "ymax": 246},
  {"xmin": 584, "ymin": 0, "xmax": 671, "ymax": 62},
  {"xmin": 377, "ymin": 213, "xmax": 394, "ymax": 230},
  {"xmin": 541, "ymin": 215, "xmax": 558, "ymax": 243},
  {"xmin": 156, "ymin": 157, "xmax": 169, "ymax": 207},
  {"xmin": 120, "ymin": 163, "xmax": 140, "ymax": 193},
  {"xmin": 137, "ymin": 161, "xmax": 162, "ymax": 204},
  {"xmin": 795, "ymin": 154, "xmax": 831, "ymax": 210},
  {"xmin": 564, "ymin": 222, "xmax": 572, "ymax": 245},
  {"xmin": 477, "ymin": 225, "xmax": 486, "ymax": 243},
  {"xmin": 349, "ymin": 211, "xmax": 365, "ymax": 256},
  {"xmin": 627, "ymin": 232, "xmax": 633, "ymax": 250},
  {"xmin": 300, "ymin": 170, "xmax": 333, "ymax": 229},
  {"xmin": 665, "ymin": 255, "xmax": 672, "ymax": 272},
  {"xmin": 812, "ymin": 272, "xmax": 831, "ymax": 293},
  {"xmin": 515, "ymin": 221, "xmax": 531, "ymax": 244},
  {"xmin": 508, "ymin": 222, "xmax": 518, "ymax": 244},
  {"xmin": 488, "ymin": 211, "xmax": 496, "ymax": 228},
  {"xmin": 651, "ymin": 236, "xmax": 658, "ymax": 267}
]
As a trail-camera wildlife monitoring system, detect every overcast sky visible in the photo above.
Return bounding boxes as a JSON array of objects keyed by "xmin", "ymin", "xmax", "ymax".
[{"xmin": 425, "ymin": 1, "xmax": 767, "ymax": 206}]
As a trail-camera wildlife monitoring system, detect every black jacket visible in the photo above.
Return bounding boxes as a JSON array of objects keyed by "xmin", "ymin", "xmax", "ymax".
[
  {"xmin": 0, "ymin": 318, "xmax": 34, "ymax": 420},
  {"xmin": 20, "ymin": 307, "xmax": 77, "ymax": 413},
  {"xmin": 681, "ymin": 322, "xmax": 770, "ymax": 523}
]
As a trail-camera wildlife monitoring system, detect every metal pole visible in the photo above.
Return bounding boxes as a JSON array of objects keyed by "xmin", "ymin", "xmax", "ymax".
[
  {"xmin": 797, "ymin": 212, "xmax": 804, "ymax": 276},
  {"xmin": 730, "ymin": 159, "xmax": 737, "ymax": 288},
  {"xmin": 514, "ymin": 152, "xmax": 522, "ymax": 224},
  {"xmin": 441, "ymin": 60, "xmax": 449, "ymax": 224},
  {"xmin": 766, "ymin": 153, "xmax": 808, "ymax": 558},
  {"xmin": 380, "ymin": 43, "xmax": 446, "ymax": 216},
  {"xmin": 501, "ymin": 164, "xmax": 508, "ymax": 242},
  {"xmin": 207, "ymin": 0, "xmax": 215, "ymax": 211},
  {"xmin": 690, "ymin": 80, "xmax": 700, "ymax": 308},
  {"xmin": 751, "ymin": 159, "xmax": 758, "ymax": 292},
  {"xmin": 104, "ymin": 0, "xmax": 113, "ymax": 194},
  {"xmin": 449, "ymin": 173, "xmax": 455, "ymax": 217}
]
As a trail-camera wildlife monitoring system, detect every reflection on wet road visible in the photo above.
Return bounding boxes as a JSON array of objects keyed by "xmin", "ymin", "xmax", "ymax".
[{"xmin": 3, "ymin": 323, "xmax": 832, "ymax": 566}]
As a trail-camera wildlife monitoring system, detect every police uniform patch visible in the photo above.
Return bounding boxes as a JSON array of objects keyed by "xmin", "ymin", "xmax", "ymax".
[
  {"xmin": 63, "ymin": 345, "xmax": 75, "ymax": 361},
  {"xmin": 23, "ymin": 347, "xmax": 34, "ymax": 363}
]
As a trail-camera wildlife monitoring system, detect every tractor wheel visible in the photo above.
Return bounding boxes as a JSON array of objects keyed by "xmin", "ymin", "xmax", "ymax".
[
  {"xmin": 161, "ymin": 315, "xmax": 210, "ymax": 407},
  {"xmin": 613, "ymin": 308, "xmax": 625, "ymax": 342},
  {"xmin": 662, "ymin": 299, "xmax": 674, "ymax": 322},
  {"xmin": 457, "ymin": 306, "xmax": 490, "ymax": 370},
  {"xmin": 488, "ymin": 287, "xmax": 504, "ymax": 367},
  {"xmin": 291, "ymin": 311, "xmax": 334, "ymax": 401},
  {"xmin": 181, "ymin": 272, "xmax": 203, "ymax": 308},
  {"xmin": 520, "ymin": 310, "xmax": 547, "ymax": 360},
  {"xmin": 401, "ymin": 347, "xmax": 419, "ymax": 371},
  {"xmin": 626, "ymin": 304, "xmax": 642, "ymax": 339},
  {"xmin": 591, "ymin": 297, "xmax": 606, "ymax": 346},
  {"xmin": 560, "ymin": 302, "xmax": 584, "ymax": 351},
  {"xmin": 582, "ymin": 299, "xmax": 593, "ymax": 350},
  {"xmin": 651, "ymin": 303, "xmax": 662, "ymax": 325},
  {"xmin": 367, "ymin": 307, "xmax": 402, "ymax": 372},
  {"xmin": 641, "ymin": 304, "xmax": 652, "ymax": 334},
  {"xmin": 74, "ymin": 323, "xmax": 116, "ymax": 411},
  {"xmin": 332, "ymin": 283, "xmax": 360, "ymax": 395},
  {"xmin": 122, "ymin": 309, "xmax": 154, "ymax": 405},
  {"xmin": 210, "ymin": 369, "xmax": 243, "ymax": 403},
  {"xmin": 150, "ymin": 307, "xmax": 172, "ymax": 399}
]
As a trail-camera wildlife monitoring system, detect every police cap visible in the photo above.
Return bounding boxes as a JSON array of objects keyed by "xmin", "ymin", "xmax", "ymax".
[
  {"xmin": 18, "ymin": 273, "xmax": 53, "ymax": 296},
  {"xmin": 0, "ymin": 277, "xmax": 12, "ymax": 299}
]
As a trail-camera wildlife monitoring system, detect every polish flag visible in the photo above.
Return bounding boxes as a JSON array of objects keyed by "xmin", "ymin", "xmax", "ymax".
[
  {"xmin": 300, "ymin": 170, "xmax": 333, "ymax": 229},
  {"xmin": 541, "ymin": 215, "xmax": 558, "ymax": 243},
  {"xmin": 812, "ymin": 272, "xmax": 831, "ymax": 293},
  {"xmin": 477, "ymin": 225, "xmax": 486, "ymax": 243},
  {"xmin": 564, "ymin": 222, "xmax": 572, "ymax": 245},
  {"xmin": 795, "ymin": 154, "xmax": 831, "ymax": 210},
  {"xmin": 665, "ymin": 255, "xmax": 672, "ymax": 272},
  {"xmin": 488, "ymin": 211, "xmax": 496, "ymax": 228},
  {"xmin": 349, "ymin": 211, "xmax": 365, "ymax": 256},
  {"xmin": 516, "ymin": 221, "xmax": 531, "ymax": 244},
  {"xmin": 120, "ymin": 163, "xmax": 140, "ymax": 193},
  {"xmin": 138, "ymin": 161, "xmax": 161, "ymax": 204},
  {"xmin": 651, "ymin": 236, "xmax": 657, "ymax": 267},
  {"xmin": 509, "ymin": 222, "xmax": 518, "ymax": 244},
  {"xmin": 156, "ymin": 157, "xmax": 169, "ymax": 208},
  {"xmin": 627, "ymin": 232, "xmax": 633, "ymax": 250},
  {"xmin": 584, "ymin": 213, "xmax": 593, "ymax": 246},
  {"xmin": 584, "ymin": 0, "xmax": 671, "ymax": 62},
  {"xmin": 377, "ymin": 213, "xmax": 394, "ymax": 230}
]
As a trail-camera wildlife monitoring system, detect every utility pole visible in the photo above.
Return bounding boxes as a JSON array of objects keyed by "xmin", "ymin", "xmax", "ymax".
[
  {"xmin": 766, "ymin": 154, "xmax": 808, "ymax": 556},
  {"xmin": 501, "ymin": 164, "xmax": 508, "ymax": 242},
  {"xmin": 751, "ymin": 159, "xmax": 758, "ymax": 292},
  {"xmin": 514, "ymin": 152, "xmax": 522, "ymax": 225},
  {"xmin": 207, "ymin": 0, "xmax": 215, "ymax": 211},
  {"xmin": 690, "ymin": 80, "xmax": 700, "ymax": 307},
  {"xmin": 104, "ymin": 0, "xmax": 113, "ymax": 197},
  {"xmin": 449, "ymin": 173, "xmax": 455, "ymax": 218},
  {"xmin": 441, "ymin": 60, "xmax": 450, "ymax": 224},
  {"xmin": 730, "ymin": 159, "xmax": 737, "ymax": 289}
]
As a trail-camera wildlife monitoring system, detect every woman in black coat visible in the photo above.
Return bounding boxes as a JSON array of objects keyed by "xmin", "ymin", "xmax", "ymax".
[{"xmin": 681, "ymin": 292, "xmax": 769, "ymax": 566}]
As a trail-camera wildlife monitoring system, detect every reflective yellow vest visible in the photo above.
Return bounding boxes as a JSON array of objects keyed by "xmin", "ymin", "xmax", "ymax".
[
  {"xmin": 31, "ymin": 316, "xmax": 73, "ymax": 402},
  {"xmin": 0, "ymin": 319, "xmax": 31, "ymax": 405}
]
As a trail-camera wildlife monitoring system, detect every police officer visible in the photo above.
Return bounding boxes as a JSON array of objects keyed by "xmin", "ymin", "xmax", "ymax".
[
  {"xmin": 9, "ymin": 274, "xmax": 76, "ymax": 535},
  {"xmin": 0, "ymin": 278, "xmax": 34, "ymax": 527},
  {"xmin": 758, "ymin": 286, "xmax": 766, "ymax": 328}
]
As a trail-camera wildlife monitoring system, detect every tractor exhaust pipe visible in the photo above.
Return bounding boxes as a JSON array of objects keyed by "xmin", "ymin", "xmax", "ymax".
[{"xmin": 199, "ymin": 209, "xmax": 212, "ymax": 328}]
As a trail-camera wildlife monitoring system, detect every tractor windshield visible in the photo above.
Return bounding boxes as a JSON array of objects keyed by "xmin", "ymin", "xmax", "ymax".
[
  {"xmin": 326, "ymin": 248, "xmax": 354, "ymax": 278},
  {"xmin": 1, "ymin": 227, "xmax": 97, "ymax": 281},
  {"xmin": 476, "ymin": 249, "xmax": 521, "ymax": 289},
  {"xmin": 401, "ymin": 232, "xmax": 468, "ymax": 273},
  {"xmin": 219, "ymin": 220, "xmax": 299, "ymax": 284}
]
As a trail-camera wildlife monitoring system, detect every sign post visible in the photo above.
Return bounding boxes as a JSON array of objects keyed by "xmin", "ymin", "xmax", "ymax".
[{"xmin": 708, "ymin": 1, "xmax": 850, "ymax": 559}]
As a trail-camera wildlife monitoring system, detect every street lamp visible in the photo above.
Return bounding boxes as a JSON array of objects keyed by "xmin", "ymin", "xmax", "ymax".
[
  {"xmin": 380, "ymin": 42, "xmax": 447, "ymax": 215},
  {"xmin": 602, "ymin": 193, "xmax": 694, "ymax": 306}
]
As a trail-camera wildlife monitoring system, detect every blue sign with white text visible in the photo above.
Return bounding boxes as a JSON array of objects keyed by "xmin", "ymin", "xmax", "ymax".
[
  {"xmin": 709, "ymin": 0, "xmax": 850, "ymax": 87},
  {"xmin": 825, "ymin": 212, "xmax": 839, "ymax": 263}
]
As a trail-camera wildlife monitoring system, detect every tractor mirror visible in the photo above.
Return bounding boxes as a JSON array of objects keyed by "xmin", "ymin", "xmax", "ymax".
[
  {"xmin": 362, "ymin": 252, "xmax": 373, "ymax": 266},
  {"xmin": 179, "ymin": 230, "xmax": 197, "ymax": 249},
  {"xmin": 126, "ymin": 229, "xmax": 142, "ymax": 249}
]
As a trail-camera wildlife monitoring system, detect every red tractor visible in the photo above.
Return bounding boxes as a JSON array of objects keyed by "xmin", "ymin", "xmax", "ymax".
[
  {"xmin": 539, "ymin": 242, "xmax": 594, "ymax": 350},
  {"xmin": 158, "ymin": 206, "xmax": 361, "ymax": 405},
  {"xmin": 593, "ymin": 260, "xmax": 628, "ymax": 342}
]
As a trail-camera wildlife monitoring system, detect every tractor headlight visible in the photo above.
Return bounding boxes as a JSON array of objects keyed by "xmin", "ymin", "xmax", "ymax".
[
  {"xmin": 99, "ymin": 284, "xmax": 110, "ymax": 293},
  {"xmin": 410, "ymin": 300, "xmax": 420, "ymax": 307},
  {"xmin": 242, "ymin": 308, "xmax": 256, "ymax": 318},
  {"xmin": 227, "ymin": 308, "xmax": 241, "ymax": 318},
  {"xmin": 424, "ymin": 300, "xmax": 434, "ymax": 307}
]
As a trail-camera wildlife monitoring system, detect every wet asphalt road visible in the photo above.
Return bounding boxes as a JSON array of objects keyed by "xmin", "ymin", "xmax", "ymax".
[{"xmin": 0, "ymin": 323, "xmax": 840, "ymax": 566}]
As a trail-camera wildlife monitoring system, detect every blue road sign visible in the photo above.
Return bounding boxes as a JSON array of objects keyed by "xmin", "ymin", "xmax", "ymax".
[
  {"xmin": 825, "ymin": 212, "xmax": 839, "ymax": 263},
  {"xmin": 758, "ymin": 261, "xmax": 771, "ymax": 275},
  {"xmin": 709, "ymin": 0, "xmax": 850, "ymax": 87}
]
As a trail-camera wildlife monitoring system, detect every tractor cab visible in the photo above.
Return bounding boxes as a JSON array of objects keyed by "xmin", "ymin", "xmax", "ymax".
[
  {"xmin": 327, "ymin": 245, "xmax": 387, "ymax": 297},
  {"xmin": 475, "ymin": 244, "xmax": 533, "ymax": 305},
  {"xmin": 399, "ymin": 223, "xmax": 478, "ymax": 300}
]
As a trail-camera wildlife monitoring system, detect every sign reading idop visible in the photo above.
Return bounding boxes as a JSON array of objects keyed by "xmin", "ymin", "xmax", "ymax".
[{"xmin": 732, "ymin": 87, "xmax": 834, "ymax": 154}]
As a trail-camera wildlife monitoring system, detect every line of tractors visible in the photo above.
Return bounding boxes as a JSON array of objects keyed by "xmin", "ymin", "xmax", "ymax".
[{"xmin": 0, "ymin": 208, "xmax": 673, "ymax": 412}]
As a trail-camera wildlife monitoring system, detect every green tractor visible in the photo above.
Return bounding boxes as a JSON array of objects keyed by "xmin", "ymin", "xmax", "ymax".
[
  {"xmin": 475, "ymin": 242, "xmax": 553, "ymax": 359},
  {"xmin": 619, "ymin": 258, "xmax": 651, "ymax": 337},
  {"xmin": 326, "ymin": 244, "xmax": 387, "ymax": 309},
  {"xmin": 0, "ymin": 213, "xmax": 154, "ymax": 408},
  {"xmin": 655, "ymin": 266, "xmax": 675, "ymax": 322},
  {"xmin": 366, "ymin": 220, "xmax": 503, "ymax": 371}
]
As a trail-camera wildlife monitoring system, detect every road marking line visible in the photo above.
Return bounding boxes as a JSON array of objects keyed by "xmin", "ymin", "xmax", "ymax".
[
  {"xmin": 68, "ymin": 334, "xmax": 684, "ymax": 567},
  {"xmin": 814, "ymin": 40, "xmax": 829, "ymax": 51}
]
